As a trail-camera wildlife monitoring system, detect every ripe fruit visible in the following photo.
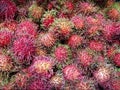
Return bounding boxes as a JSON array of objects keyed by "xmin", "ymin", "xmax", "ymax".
[
  {"xmin": 63, "ymin": 65, "xmax": 80, "ymax": 81},
  {"xmin": 107, "ymin": 8, "xmax": 119, "ymax": 20},
  {"xmin": 71, "ymin": 15, "xmax": 84, "ymax": 29},
  {"xmin": 77, "ymin": 50, "xmax": 93, "ymax": 67},
  {"xmin": 68, "ymin": 35, "xmax": 83, "ymax": 48},
  {"xmin": 41, "ymin": 10, "xmax": 57, "ymax": 28},
  {"xmin": 79, "ymin": 2, "xmax": 96, "ymax": 15},
  {"xmin": 29, "ymin": 2, "xmax": 43, "ymax": 20},
  {"xmin": 13, "ymin": 37, "xmax": 35, "ymax": 64},
  {"xmin": 15, "ymin": 20, "xmax": 37, "ymax": 38},
  {"xmin": 30, "ymin": 56, "xmax": 54, "ymax": 74},
  {"xmin": 94, "ymin": 66, "xmax": 111, "ymax": 83},
  {"xmin": 0, "ymin": 0, "xmax": 17, "ymax": 21},
  {"xmin": 89, "ymin": 41, "xmax": 104, "ymax": 52},
  {"xmin": 113, "ymin": 53, "xmax": 120, "ymax": 66},
  {"xmin": 38, "ymin": 32, "xmax": 56, "ymax": 47},
  {"xmin": 51, "ymin": 18, "xmax": 74, "ymax": 36},
  {"xmin": 111, "ymin": 78, "xmax": 120, "ymax": 90},
  {"xmin": 54, "ymin": 45, "xmax": 68, "ymax": 62},
  {"xmin": 0, "ymin": 54, "xmax": 13, "ymax": 71},
  {"xmin": 0, "ymin": 28, "xmax": 13, "ymax": 47}
]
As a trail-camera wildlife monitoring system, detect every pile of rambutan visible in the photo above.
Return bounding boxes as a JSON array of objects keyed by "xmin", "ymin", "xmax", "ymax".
[{"xmin": 0, "ymin": 0, "xmax": 120, "ymax": 89}]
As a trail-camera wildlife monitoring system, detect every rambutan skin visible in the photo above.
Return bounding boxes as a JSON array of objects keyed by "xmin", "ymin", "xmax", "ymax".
[
  {"xmin": 89, "ymin": 41, "xmax": 104, "ymax": 52},
  {"xmin": 113, "ymin": 53, "xmax": 120, "ymax": 66},
  {"xmin": 0, "ymin": 0, "xmax": 17, "ymax": 21},
  {"xmin": 29, "ymin": 56, "xmax": 54, "ymax": 74},
  {"xmin": 0, "ymin": 54, "xmax": 13, "ymax": 71},
  {"xmin": 38, "ymin": 32, "xmax": 56, "ymax": 47},
  {"xmin": 0, "ymin": 28, "xmax": 13, "ymax": 47},
  {"xmin": 71, "ymin": 15, "xmax": 84, "ymax": 29},
  {"xmin": 63, "ymin": 65, "xmax": 80, "ymax": 81},
  {"xmin": 93, "ymin": 67, "xmax": 111, "ymax": 83},
  {"xmin": 15, "ymin": 20, "xmax": 37, "ymax": 38},
  {"xmin": 77, "ymin": 50, "xmax": 93, "ymax": 67},
  {"xmin": 68, "ymin": 35, "xmax": 83, "ymax": 48},
  {"xmin": 54, "ymin": 46, "xmax": 68, "ymax": 62},
  {"xmin": 13, "ymin": 37, "xmax": 35, "ymax": 64}
]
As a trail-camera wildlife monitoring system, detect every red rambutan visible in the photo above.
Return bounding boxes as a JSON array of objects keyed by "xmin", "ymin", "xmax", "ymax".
[
  {"xmin": 113, "ymin": 53, "xmax": 120, "ymax": 66},
  {"xmin": 71, "ymin": 15, "xmax": 84, "ymax": 29},
  {"xmin": 13, "ymin": 37, "xmax": 35, "ymax": 64},
  {"xmin": 89, "ymin": 41, "xmax": 104, "ymax": 52},
  {"xmin": 68, "ymin": 35, "xmax": 83, "ymax": 48},
  {"xmin": 63, "ymin": 65, "xmax": 80, "ymax": 81},
  {"xmin": 54, "ymin": 46, "xmax": 68, "ymax": 62},
  {"xmin": 15, "ymin": 20, "xmax": 37, "ymax": 38},
  {"xmin": 111, "ymin": 78, "xmax": 120, "ymax": 90},
  {"xmin": 77, "ymin": 50, "xmax": 93, "ymax": 67},
  {"xmin": 0, "ymin": 28, "xmax": 13, "ymax": 47},
  {"xmin": 0, "ymin": 0, "xmax": 17, "ymax": 21}
]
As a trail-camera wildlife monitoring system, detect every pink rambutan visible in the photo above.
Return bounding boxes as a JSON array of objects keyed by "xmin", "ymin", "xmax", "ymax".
[
  {"xmin": 0, "ymin": 28, "xmax": 13, "ymax": 47},
  {"xmin": 15, "ymin": 20, "xmax": 37, "ymax": 38},
  {"xmin": 38, "ymin": 32, "xmax": 56, "ymax": 47},
  {"xmin": 0, "ymin": 54, "xmax": 13, "ymax": 71},
  {"xmin": 0, "ymin": 0, "xmax": 17, "ymax": 21},
  {"xmin": 113, "ymin": 53, "xmax": 120, "ymax": 66},
  {"xmin": 94, "ymin": 66, "xmax": 111, "ymax": 83},
  {"xmin": 71, "ymin": 15, "xmax": 84, "ymax": 29},
  {"xmin": 89, "ymin": 41, "xmax": 104, "ymax": 52},
  {"xmin": 54, "ymin": 46, "xmax": 68, "ymax": 62},
  {"xmin": 30, "ymin": 56, "xmax": 54, "ymax": 74},
  {"xmin": 68, "ymin": 35, "xmax": 83, "ymax": 48},
  {"xmin": 79, "ymin": 2, "xmax": 96, "ymax": 15},
  {"xmin": 63, "ymin": 65, "xmax": 80, "ymax": 81},
  {"xmin": 77, "ymin": 50, "xmax": 93, "ymax": 67},
  {"xmin": 87, "ymin": 26, "xmax": 99, "ymax": 36},
  {"xmin": 13, "ymin": 37, "xmax": 35, "ymax": 64}
]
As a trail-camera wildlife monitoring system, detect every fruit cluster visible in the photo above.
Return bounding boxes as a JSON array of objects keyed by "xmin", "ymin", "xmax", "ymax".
[{"xmin": 0, "ymin": 0, "xmax": 120, "ymax": 90}]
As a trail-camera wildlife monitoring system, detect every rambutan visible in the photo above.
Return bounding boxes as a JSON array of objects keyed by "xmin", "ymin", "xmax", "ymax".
[
  {"xmin": 94, "ymin": 66, "xmax": 111, "ymax": 83},
  {"xmin": 71, "ymin": 15, "xmax": 84, "ymax": 29},
  {"xmin": 13, "ymin": 37, "xmax": 35, "ymax": 64},
  {"xmin": 29, "ymin": 2, "xmax": 43, "ymax": 20},
  {"xmin": 0, "ymin": 0, "xmax": 17, "ymax": 21},
  {"xmin": 54, "ymin": 45, "xmax": 68, "ymax": 62},
  {"xmin": 111, "ymin": 78, "xmax": 120, "ymax": 90},
  {"xmin": 51, "ymin": 18, "xmax": 74, "ymax": 36},
  {"xmin": 30, "ymin": 56, "xmax": 54, "ymax": 74},
  {"xmin": 15, "ymin": 20, "xmax": 37, "ymax": 38},
  {"xmin": 41, "ymin": 10, "xmax": 57, "ymax": 28},
  {"xmin": 68, "ymin": 35, "xmax": 83, "ymax": 48},
  {"xmin": 79, "ymin": 2, "xmax": 96, "ymax": 15},
  {"xmin": 77, "ymin": 50, "xmax": 93, "ymax": 67},
  {"xmin": 37, "ymin": 32, "xmax": 56, "ymax": 47},
  {"xmin": 89, "ymin": 41, "xmax": 104, "ymax": 52},
  {"xmin": 63, "ymin": 65, "xmax": 80, "ymax": 81},
  {"xmin": 64, "ymin": 1, "xmax": 74, "ymax": 11},
  {"xmin": 0, "ymin": 28, "xmax": 13, "ymax": 47},
  {"xmin": 75, "ymin": 79, "xmax": 95, "ymax": 90},
  {"xmin": 87, "ymin": 26, "xmax": 99, "ymax": 36},
  {"xmin": 0, "ymin": 54, "xmax": 13, "ymax": 71},
  {"xmin": 113, "ymin": 53, "xmax": 120, "ymax": 66},
  {"xmin": 107, "ymin": 8, "xmax": 119, "ymax": 20}
]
